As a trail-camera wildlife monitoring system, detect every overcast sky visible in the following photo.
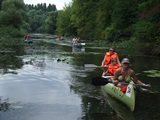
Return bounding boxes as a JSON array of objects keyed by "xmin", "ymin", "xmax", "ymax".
[{"xmin": 23, "ymin": 0, "xmax": 72, "ymax": 10}]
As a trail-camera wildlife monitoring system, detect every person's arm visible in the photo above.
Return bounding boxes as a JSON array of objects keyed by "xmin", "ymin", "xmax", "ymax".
[
  {"xmin": 131, "ymin": 70, "xmax": 151, "ymax": 87},
  {"xmin": 101, "ymin": 56, "xmax": 106, "ymax": 66},
  {"xmin": 113, "ymin": 69, "xmax": 120, "ymax": 83},
  {"xmin": 103, "ymin": 69, "xmax": 109, "ymax": 75},
  {"xmin": 101, "ymin": 55, "xmax": 108, "ymax": 71},
  {"xmin": 116, "ymin": 54, "xmax": 121, "ymax": 66},
  {"xmin": 130, "ymin": 70, "xmax": 139, "ymax": 83}
]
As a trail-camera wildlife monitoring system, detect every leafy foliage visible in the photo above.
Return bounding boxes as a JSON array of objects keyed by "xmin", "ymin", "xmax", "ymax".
[
  {"xmin": 56, "ymin": 4, "xmax": 74, "ymax": 36},
  {"xmin": 57, "ymin": 0, "xmax": 159, "ymax": 55},
  {"xmin": 45, "ymin": 11, "xmax": 58, "ymax": 34},
  {"xmin": 133, "ymin": 20, "xmax": 156, "ymax": 42},
  {"xmin": 0, "ymin": 0, "xmax": 159, "ymax": 55},
  {"xmin": 26, "ymin": 3, "xmax": 57, "ymax": 33},
  {"xmin": 0, "ymin": 0, "xmax": 28, "ymax": 37}
]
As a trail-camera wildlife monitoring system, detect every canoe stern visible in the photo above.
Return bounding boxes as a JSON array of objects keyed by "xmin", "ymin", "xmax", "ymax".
[{"xmin": 102, "ymin": 83, "xmax": 135, "ymax": 111}]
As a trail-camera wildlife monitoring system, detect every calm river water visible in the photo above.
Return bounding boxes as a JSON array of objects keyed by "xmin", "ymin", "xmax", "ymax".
[{"xmin": 0, "ymin": 39, "xmax": 160, "ymax": 120}]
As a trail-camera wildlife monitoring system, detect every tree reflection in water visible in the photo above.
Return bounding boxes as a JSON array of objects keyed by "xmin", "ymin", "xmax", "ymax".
[
  {"xmin": 0, "ymin": 53, "xmax": 23, "ymax": 74},
  {"xmin": 0, "ymin": 97, "xmax": 11, "ymax": 112}
]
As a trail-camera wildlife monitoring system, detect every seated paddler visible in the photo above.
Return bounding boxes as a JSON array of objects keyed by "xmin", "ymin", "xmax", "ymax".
[
  {"xmin": 113, "ymin": 58, "xmax": 151, "ymax": 89},
  {"xmin": 102, "ymin": 58, "xmax": 120, "ymax": 76}
]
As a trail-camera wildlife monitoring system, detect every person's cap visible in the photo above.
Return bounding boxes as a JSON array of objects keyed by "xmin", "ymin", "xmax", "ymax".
[{"xmin": 121, "ymin": 58, "xmax": 130, "ymax": 64}]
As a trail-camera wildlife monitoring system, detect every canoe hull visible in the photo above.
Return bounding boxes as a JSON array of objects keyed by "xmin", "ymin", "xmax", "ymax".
[
  {"xmin": 73, "ymin": 43, "xmax": 82, "ymax": 48},
  {"xmin": 24, "ymin": 39, "xmax": 33, "ymax": 44},
  {"xmin": 101, "ymin": 83, "xmax": 135, "ymax": 111}
]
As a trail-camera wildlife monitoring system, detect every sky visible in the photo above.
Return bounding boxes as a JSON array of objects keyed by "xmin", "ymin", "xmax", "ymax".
[{"xmin": 23, "ymin": 0, "xmax": 72, "ymax": 10}]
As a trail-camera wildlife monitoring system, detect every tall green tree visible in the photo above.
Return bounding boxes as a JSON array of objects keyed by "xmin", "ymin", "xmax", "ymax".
[
  {"xmin": 26, "ymin": 3, "xmax": 57, "ymax": 33},
  {"xmin": 71, "ymin": 0, "xmax": 99, "ymax": 39},
  {"xmin": 109, "ymin": 0, "xmax": 139, "ymax": 40},
  {"xmin": 47, "ymin": 4, "xmax": 57, "ymax": 12},
  {"xmin": 56, "ymin": 0, "xmax": 160, "ymax": 55},
  {"xmin": 132, "ymin": 0, "xmax": 160, "ymax": 54},
  {"xmin": 95, "ymin": 0, "xmax": 115, "ymax": 40},
  {"xmin": 45, "ymin": 11, "xmax": 58, "ymax": 34},
  {"xmin": 0, "ymin": 0, "xmax": 28, "ymax": 36},
  {"xmin": 56, "ymin": 3, "xmax": 73, "ymax": 36},
  {"xmin": 28, "ymin": 9, "xmax": 46, "ymax": 33}
]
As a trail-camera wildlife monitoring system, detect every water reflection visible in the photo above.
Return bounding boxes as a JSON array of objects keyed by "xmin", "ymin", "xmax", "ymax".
[
  {"xmin": 0, "ymin": 44, "xmax": 83, "ymax": 120},
  {"xmin": 28, "ymin": 58, "xmax": 46, "ymax": 74},
  {"xmin": 0, "ymin": 40, "xmax": 160, "ymax": 120},
  {"xmin": 102, "ymin": 90, "xmax": 135, "ymax": 120},
  {"xmin": 0, "ymin": 53, "xmax": 23, "ymax": 74},
  {"xmin": 130, "ymin": 95, "xmax": 159, "ymax": 120},
  {"xmin": 72, "ymin": 46, "xmax": 85, "ymax": 53},
  {"xmin": 0, "ymin": 98, "xmax": 11, "ymax": 112}
]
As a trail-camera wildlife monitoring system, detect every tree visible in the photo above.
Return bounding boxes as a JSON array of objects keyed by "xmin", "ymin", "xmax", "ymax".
[
  {"xmin": 0, "ymin": 0, "xmax": 28, "ymax": 36},
  {"xmin": 95, "ymin": 0, "xmax": 115, "ymax": 40},
  {"xmin": 26, "ymin": 3, "xmax": 57, "ymax": 33},
  {"xmin": 45, "ymin": 11, "xmax": 58, "ymax": 34},
  {"xmin": 71, "ymin": 0, "xmax": 99, "ymax": 39},
  {"xmin": 56, "ymin": 3, "xmax": 74, "ymax": 36}
]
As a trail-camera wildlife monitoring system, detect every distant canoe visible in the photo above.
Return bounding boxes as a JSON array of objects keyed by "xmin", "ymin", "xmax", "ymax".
[
  {"xmin": 73, "ymin": 43, "xmax": 82, "ymax": 48},
  {"xmin": 24, "ymin": 39, "xmax": 33, "ymax": 44},
  {"xmin": 60, "ymin": 38, "xmax": 65, "ymax": 40}
]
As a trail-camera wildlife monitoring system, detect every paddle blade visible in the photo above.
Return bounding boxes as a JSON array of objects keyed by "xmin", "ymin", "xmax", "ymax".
[
  {"xmin": 85, "ymin": 64, "xmax": 97, "ymax": 68},
  {"xmin": 84, "ymin": 64, "xmax": 100, "ymax": 69},
  {"xmin": 81, "ymin": 43, "xmax": 85, "ymax": 45},
  {"xmin": 138, "ymin": 87, "xmax": 159, "ymax": 94},
  {"xmin": 84, "ymin": 64, "xmax": 108, "ymax": 68},
  {"xmin": 91, "ymin": 76, "xmax": 111, "ymax": 86}
]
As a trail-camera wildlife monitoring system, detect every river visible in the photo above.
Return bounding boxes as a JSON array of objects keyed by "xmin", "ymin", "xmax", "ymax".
[{"xmin": 0, "ymin": 38, "xmax": 160, "ymax": 120}]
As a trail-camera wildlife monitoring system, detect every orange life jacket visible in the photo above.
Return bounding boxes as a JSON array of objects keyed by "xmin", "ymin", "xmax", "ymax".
[
  {"xmin": 107, "ymin": 64, "xmax": 119, "ymax": 76},
  {"xmin": 104, "ymin": 52, "xmax": 118, "ymax": 65}
]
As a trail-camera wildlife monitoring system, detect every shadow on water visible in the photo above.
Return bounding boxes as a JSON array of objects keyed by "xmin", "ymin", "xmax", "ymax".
[
  {"xmin": 0, "ymin": 52, "xmax": 23, "ymax": 74},
  {"xmin": 72, "ymin": 46, "xmax": 85, "ymax": 54},
  {"xmin": 134, "ymin": 90, "xmax": 160, "ymax": 120}
]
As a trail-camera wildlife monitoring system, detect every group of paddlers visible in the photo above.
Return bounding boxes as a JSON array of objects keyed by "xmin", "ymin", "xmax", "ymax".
[
  {"xmin": 72, "ymin": 36, "xmax": 81, "ymax": 44},
  {"xmin": 100, "ymin": 47, "xmax": 151, "ymax": 88},
  {"xmin": 24, "ymin": 34, "xmax": 33, "ymax": 44}
]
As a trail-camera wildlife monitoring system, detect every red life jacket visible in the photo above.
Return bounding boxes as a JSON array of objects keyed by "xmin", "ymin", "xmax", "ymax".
[
  {"xmin": 104, "ymin": 52, "xmax": 118, "ymax": 65},
  {"xmin": 107, "ymin": 64, "xmax": 119, "ymax": 76}
]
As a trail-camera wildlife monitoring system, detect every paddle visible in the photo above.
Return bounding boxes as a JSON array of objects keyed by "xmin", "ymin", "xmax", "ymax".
[
  {"xmin": 81, "ymin": 43, "xmax": 85, "ymax": 45},
  {"xmin": 85, "ymin": 64, "xmax": 108, "ymax": 68},
  {"xmin": 91, "ymin": 76, "xmax": 150, "ymax": 87},
  {"xmin": 91, "ymin": 76, "xmax": 111, "ymax": 85},
  {"xmin": 137, "ymin": 86, "xmax": 159, "ymax": 94}
]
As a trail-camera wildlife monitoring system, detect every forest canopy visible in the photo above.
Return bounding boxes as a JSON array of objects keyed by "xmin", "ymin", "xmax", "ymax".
[{"xmin": 0, "ymin": 0, "xmax": 159, "ymax": 55}]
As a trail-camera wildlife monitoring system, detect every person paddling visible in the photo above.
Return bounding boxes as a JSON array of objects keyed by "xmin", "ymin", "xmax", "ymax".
[
  {"xmin": 102, "ymin": 58, "xmax": 120, "ymax": 76},
  {"xmin": 101, "ymin": 47, "xmax": 121, "ymax": 71},
  {"xmin": 24, "ymin": 34, "xmax": 30, "ymax": 40},
  {"xmin": 72, "ymin": 36, "xmax": 77, "ymax": 44},
  {"xmin": 113, "ymin": 58, "xmax": 151, "ymax": 88}
]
